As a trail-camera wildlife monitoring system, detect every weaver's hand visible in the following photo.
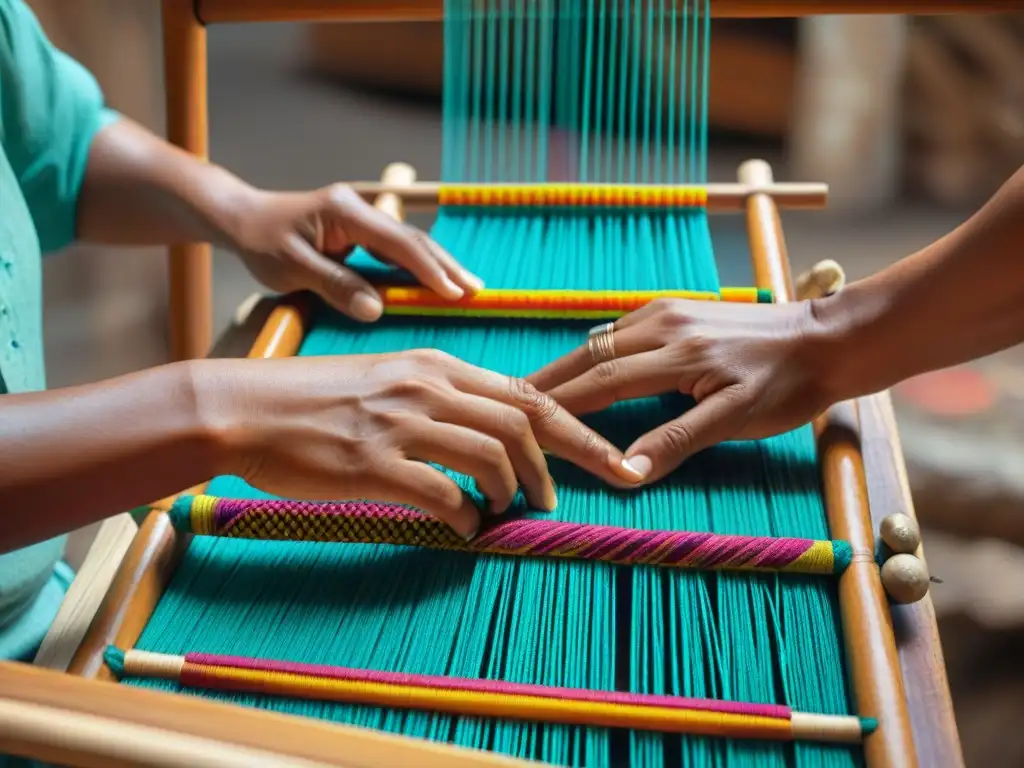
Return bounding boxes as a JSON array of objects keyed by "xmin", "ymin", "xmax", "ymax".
[
  {"xmin": 210, "ymin": 350, "xmax": 643, "ymax": 539},
  {"xmin": 230, "ymin": 185, "xmax": 483, "ymax": 322},
  {"xmin": 528, "ymin": 299, "xmax": 837, "ymax": 486}
]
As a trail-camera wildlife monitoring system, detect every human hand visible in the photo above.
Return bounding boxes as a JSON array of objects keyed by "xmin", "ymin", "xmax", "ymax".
[
  {"xmin": 229, "ymin": 185, "xmax": 483, "ymax": 322},
  {"xmin": 206, "ymin": 350, "xmax": 643, "ymax": 539},
  {"xmin": 527, "ymin": 299, "xmax": 838, "ymax": 485}
]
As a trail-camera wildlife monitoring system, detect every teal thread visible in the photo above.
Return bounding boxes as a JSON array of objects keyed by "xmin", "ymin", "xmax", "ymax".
[
  {"xmin": 832, "ymin": 541, "xmax": 853, "ymax": 574},
  {"xmin": 104, "ymin": 645, "xmax": 126, "ymax": 679}
]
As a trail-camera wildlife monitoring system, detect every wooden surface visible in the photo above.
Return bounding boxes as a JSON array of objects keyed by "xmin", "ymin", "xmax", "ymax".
[
  {"xmin": 196, "ymin": 0, "xmax": 1023, "ymax": 24},
  {"xmin": 66, "ymin": 513, "xmax": 184, "ymax": 681},
  {"xmin": 738, "ymin": 159, "xmax": 919, "ymax": 768},
  {"xmin": 0, "ymin": 663, "xmax": 534, "ymax": 768},
  {"xmin": 33, "ymin": 514, "xmax": 139, "ymax": 673},
  {"xmin": 858, "ymin": 393, "xmax": 965, "ymax": 767},
  {"xmin": 163, "ymin": 0, "xmax": 213, "ymax": 361}
]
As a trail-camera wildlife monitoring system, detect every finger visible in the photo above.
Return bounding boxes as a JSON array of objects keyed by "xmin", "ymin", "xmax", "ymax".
[
  {"xmin": 401, "ymin": 418, "xmax": 519, "ymax": 516},
  {"xmin": 405, "ymin": 224, "xmax": 484, "ymax": 295},
  {"xmin": 443, "ymin": 363, "xmax": 645, "ymax": 486},
  {"xmin": 427, "ymin": 390, "xmax": 556, "ymax": 513},
  {"xmin": 527, "ymin": 322, "xmax": 660, "ymax": 392},
  {"xmin": 388, "ymin": 460, "xmax": 482, "ymax": 540},
  {"xmin": 329, "ymin": 188, "xmax": 464, "ymax": 299},
  {"xmin": 285, "ymin": 233, "xmax": 384, "ymax": 322},
  {"xmin": 624, "ymin": 388, "xmax": 748, "ymax": 485},
  {"xmin": 545, "ymin": 348, "xmax": 680, "ymax": 415}
]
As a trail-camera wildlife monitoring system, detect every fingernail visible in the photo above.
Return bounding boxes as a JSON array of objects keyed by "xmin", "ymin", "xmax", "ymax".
[
  {"xmin": 461, "ymin": 522, "xmax": 479, "ymax": 542},
  {"xmin": 442, "ymin": 277, "xmax": 465, "ymax": 299},
  {"xmin": 626, "ymin": 455, "xmax": 653, "ymax": 479},
  {"xmin": 351, "ymin": 292, "xmax": 383, "ymax": 322},
  {"xmin": 617, "ymin": 457, "xmax": 647, "ymax": 483},
  {"xmin": 543, "ymin": 487, "xmax": 558, "ymax": 512},
  {"xmin": 464, "ymin": 272, "xmax": 485, "ymax": 292}
]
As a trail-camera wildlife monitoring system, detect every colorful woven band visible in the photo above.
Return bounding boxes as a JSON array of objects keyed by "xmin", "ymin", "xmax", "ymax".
[
  {"xmin": 438, "ymin": 183, "xmax": 708, "ymax": 208},
  {"xmin": 379, "ymin": 286, "xmax": 773, "ymax": 320},
  {"xmin": 106, "ymin": 647, "xmax": 874, "ymax": 744},
  {"xmin": 170, "ymin": 496, "xmax": 851, "ymax": 576}
]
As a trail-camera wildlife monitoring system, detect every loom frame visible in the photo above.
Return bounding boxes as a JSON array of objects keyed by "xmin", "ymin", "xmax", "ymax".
[{"xmin": 7, "ymin": 1, "xmax": 970, "ymax": 766}]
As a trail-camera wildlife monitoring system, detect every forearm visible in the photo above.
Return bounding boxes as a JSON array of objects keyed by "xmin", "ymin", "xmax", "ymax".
[
  {"xmin": 817, "ymin": 165, "xmax": 1024, "ymax": 400},
  {"xmin": 0, "ymin": 362, "xmax": 224, "ymax": 554},
  {"xmin": 75, "ymin": 117, "xmax": 258, "ymax": 247}
]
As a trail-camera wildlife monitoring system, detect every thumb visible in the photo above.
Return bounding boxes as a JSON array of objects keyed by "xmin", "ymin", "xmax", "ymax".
[
  {"xmin": 284, "ymin": 233, "xmax": 384, "ymax": 322},
  {"xmin": 625, "ymin": 388, "xmax": 747, "ymax": 484}
]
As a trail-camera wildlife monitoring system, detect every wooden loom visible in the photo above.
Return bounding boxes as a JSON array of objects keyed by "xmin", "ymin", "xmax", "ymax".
[{"xmin": 6, "ymin": 1, "xmax": 1019, "ymax": 766}]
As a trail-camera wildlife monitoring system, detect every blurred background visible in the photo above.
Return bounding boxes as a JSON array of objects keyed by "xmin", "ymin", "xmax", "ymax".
[{"xmin": 25, "ymin": 3, "xmax": 1024, "ymax": 764}]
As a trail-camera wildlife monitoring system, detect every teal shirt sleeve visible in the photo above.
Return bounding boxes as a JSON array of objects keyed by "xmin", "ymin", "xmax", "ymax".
[{"xmin": 0, "ymin": 0, "xmax": 119, "ymax": 254}]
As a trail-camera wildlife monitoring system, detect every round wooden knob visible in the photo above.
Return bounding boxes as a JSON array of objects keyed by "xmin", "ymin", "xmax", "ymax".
[
  {"xmin": 879, "ymin": 513, "xmax": 921, "ymax": 555},
  {"xmin": 880, "ymin": 553, "xmax": 930, "ymax": 604}
]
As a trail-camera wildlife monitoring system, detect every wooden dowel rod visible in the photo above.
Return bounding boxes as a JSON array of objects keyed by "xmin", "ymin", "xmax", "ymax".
[
  {"xmin": 345, "ymin": 181, "xmax": 829, "ymax": 211},
  {"xmin": 1, "ymin": 662, "xmax": 533, "ymax": 768},
  {"xmin": 197, "ymin": 0, "xmax": 1021, "ymax": 24},
  {"xmin": 0, "ymin": 698, "xmax": 332, "ymax": 768},
  {"xmin": 118, "ymin": 650, "xmax": 868, "ymax": 745},
  {"xmin": 737, "ymin": 159, "xmax": 918, "ymax": 768},
  {"xmin": 164, "ymin": 0, "xmax": 213, "ymax": 361}
]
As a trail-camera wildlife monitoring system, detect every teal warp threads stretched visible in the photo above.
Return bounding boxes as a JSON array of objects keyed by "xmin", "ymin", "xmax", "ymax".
[{"xmin": 123, "ymin": 3, "xmax": 861, "ymax": 767}]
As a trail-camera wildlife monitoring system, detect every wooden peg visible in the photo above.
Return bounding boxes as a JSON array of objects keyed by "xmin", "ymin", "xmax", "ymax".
[
  {"xmin": 880, "ymin": 553, "xmax": 931, "ymax": 604},
  {"xmin": 879, "ymin": 513, "xmax": 922, "ymax": 556}
]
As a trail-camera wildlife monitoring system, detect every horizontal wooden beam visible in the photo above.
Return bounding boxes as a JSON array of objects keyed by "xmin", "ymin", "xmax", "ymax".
[
  {"xmin": 0, "ymin": 662, "xmax": 532, "ymax": 768},
  {"xmin": 197, "ymin": 0, "xmax": 1021, "ymax": 24},
  {"xmin": 345, "ymin": 181, "xmax": 830, "ymax": 211}
]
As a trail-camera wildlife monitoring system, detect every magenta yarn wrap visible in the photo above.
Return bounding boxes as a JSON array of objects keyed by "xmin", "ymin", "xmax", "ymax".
[
  {"xmin": 172, "ymin": 495, "xmax": 850, "ymax": 575},
  {"xmin": 182, "ymin": 651, "xmax": 792, "ymax": 720}
]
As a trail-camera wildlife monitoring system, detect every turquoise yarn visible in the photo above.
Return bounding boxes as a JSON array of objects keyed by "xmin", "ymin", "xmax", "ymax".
[{"xmin": 121, "ymin": 3, "xmax": 862, "ymax": 766}]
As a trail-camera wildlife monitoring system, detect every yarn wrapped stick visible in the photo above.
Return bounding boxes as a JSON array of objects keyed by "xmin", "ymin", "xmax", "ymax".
[
  {"xmin": 169, "ymin": 496, "xmax": 852, "ymax": 576},
  {"xmin": 105, "ymin": 647, "xmax": 875, "ymax": 745},
  {"xmin": 377, "ymin": 286, "xmax": 773, "ymax": 320}
]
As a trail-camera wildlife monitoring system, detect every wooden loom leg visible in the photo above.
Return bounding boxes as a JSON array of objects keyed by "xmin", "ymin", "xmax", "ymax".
[
  {"xmin": 738, "ymin": 159, "xmax": 918, "ymax": 768},
  {"xmin": 163, "ymin": 0, "xmax": 212, "ymax": 361}
]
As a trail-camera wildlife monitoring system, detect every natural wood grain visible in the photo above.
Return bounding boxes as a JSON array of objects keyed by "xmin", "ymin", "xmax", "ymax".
[
  {"xmin": 197, "ymin": 0, "xmax": 1022, "ymax": 24},
  {"xmin": 66, "ymin": 513, "xmax": 184, "ymax": 681},
  {"xmin": 33, "ymin": 514, "xmax": 139, "ymax": 673},
  {"xmin": 344, "ymin": 181, "xmax": 830, "ymax": 211},
  {"xmin": 858, "ymin": 392, "xmax": 966, "ymax": 767},
  {"xmin": 737, "ymin": 159, "xmax": 919, "ymax": 768},
  {"xmin": 163, "ymin": 0, "xmax": 212, "ymax": 361},
  {"xmin": 0, "ymin": 663, "xmax": 534, "ymax": 768}
]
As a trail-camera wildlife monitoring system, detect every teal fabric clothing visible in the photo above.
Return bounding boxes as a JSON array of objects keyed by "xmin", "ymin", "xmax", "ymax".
[{"xmin": 0, "ymin": 0, "xmax": 118, "ymax": 661}]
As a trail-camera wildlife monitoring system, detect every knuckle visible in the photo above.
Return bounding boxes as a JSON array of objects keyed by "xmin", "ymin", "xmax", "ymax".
[
  {"xmin": 581, "ymin": 428, "xmax": 604, "ymax": 458},
  {"xmin": 508, "ymin": 377, "xmax": 558, "ymax": 421},
  {"xmin": 661, "ymin": 421, "xmax": 695, "ymax": 455},
  {"xmin": 430, "ymin": 481, "xmax": 465, "ymax": 514},
  {"xmin": 387, "ymin": 377, "xmax": 444, "ymax": 402},
  {"xmin": 408, "ymin": 348, "xmax": 452, "ymax": 368},
  {"xmin": 474, "ymin": 435, "xmax": 508, "ymax": 468},
  {"xmin": 495, "ymin": 405, "xmax": 532, "ymax": 441},
  {"xmin": 593, "ymin": 360, "xmax": 620, "ymax": 384}
]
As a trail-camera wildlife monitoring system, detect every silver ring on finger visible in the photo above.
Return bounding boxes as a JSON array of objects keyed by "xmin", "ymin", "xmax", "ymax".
[{"xmin": 587, "ymin": 322, "xmax": 616, "ymax": 365}]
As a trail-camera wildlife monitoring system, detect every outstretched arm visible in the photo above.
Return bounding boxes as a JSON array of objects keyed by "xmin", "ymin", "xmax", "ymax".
[
  {"xmin": 530, "ymin": 165, "xmax": 1024, "ymax": 484},
  {"xmin": 0, "ymin": 354, "xmax": 639, "ymax": 555},
  {"xmin": 817, "ymin": 164, "xmax": 1024, "ymax": 401}
]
